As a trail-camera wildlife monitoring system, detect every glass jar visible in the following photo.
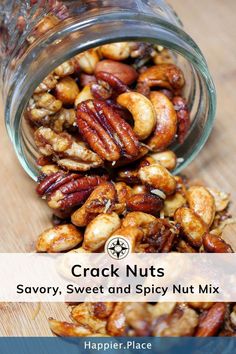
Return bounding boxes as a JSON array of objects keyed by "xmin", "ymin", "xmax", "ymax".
[{"xmin": 0, "ymin": 0, "xmax": 216, "ymax": 181}]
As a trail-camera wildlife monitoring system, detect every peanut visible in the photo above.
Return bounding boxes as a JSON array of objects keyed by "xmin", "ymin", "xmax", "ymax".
[
  {"xmin": 174, "ymin": 207, "xmax": 208, "ymax": 247},
  {"xmin": 100, "ymin": 42, "xmax": 132, "ymax": 60},
  {"xmin": 187, "ymin": 186, "xmax": 216, "ymax": 226},
  {"xmin": 36, "ymin": 224, "xmax": 83, "ymax": 252},
  {"xmin": 148, "ymin": 150, "xmax": 177, "ymax": 171},
  {"xmin": 138, "ymin": 163, "xmax": 176, "ymax": 195},
  {"xmin": 83, "ymin": 212, "xmax": 121, "ymax": 251},
  {"xmin": 55, "ymin": 77, "xmax": 80, "ymax": 105}
]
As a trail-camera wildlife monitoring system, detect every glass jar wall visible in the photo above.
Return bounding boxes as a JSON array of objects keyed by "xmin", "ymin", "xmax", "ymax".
[{"xmin": 0, "ymin": 0, "xmax": 216, "ymax": 180}]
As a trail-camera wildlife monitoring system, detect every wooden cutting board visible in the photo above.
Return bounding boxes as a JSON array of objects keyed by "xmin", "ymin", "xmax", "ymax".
[{"xmin": 0, "ymin": 0, "xmax": 235, "ymax": 336}]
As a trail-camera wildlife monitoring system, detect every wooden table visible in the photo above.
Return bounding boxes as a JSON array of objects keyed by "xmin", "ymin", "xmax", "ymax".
[{"xmin": 0, "ymin": 0, "xmax": 235, "ymax": 336}]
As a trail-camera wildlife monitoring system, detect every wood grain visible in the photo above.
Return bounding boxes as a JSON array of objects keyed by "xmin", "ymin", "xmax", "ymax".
[{"xmin": 0, "ymin": 0, "xmax": 235, "ymax": 336}]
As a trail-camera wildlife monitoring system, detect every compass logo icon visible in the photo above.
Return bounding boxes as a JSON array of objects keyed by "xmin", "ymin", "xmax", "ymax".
[{"xmin": 105, "ymin": 236, "xmax": 131, "ymax": 260}]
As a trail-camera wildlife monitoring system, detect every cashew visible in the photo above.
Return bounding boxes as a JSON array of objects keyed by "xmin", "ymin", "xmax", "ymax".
[
  {"xmin": 207, "ymin": 188, "xmax": 230, "ymax": 212},
  {"xmin": 138, "ymin": 163, "xmax": 176, "ymax": 195},
  {"xmin": 147, "ymin": 92, "xmax": 177, "ymax": 151},
  {"xmin": 138, "ymin": 63, "xmax": 185, "ymax": 90},
  {"xmin": 117, "ymin": 92, "xmax": 156, "ymax": 140},
  {"xmin": 48, "ymin": 318, "xmax": 92, "ymax": 337},
  {"xmin": 174, "ymin": 207, "xmax": 208, "ymax": 248},
  {"xmin": 55, "ymin": 77, "xmax": 80, "ymax": 105},
  {"xmin": 187, "ymin": 186, "xmax": 216, "ymax": 226},
  {"xmin": 83, "ymin": 212, "xmax": 121, "ymax": 251},
  {"xmin": 75, "ymin": 49, "xmax": 100, "ymax": 74},
  {"xmin": 74, "ymin": 85, "xmax": 93, "ymax": 107},
  {"xmin": 36, "ymin": 224, "xmax": 83, "ymax": 252},
  {"xmin": 71, "ymin": 182, "xmax": 116, "ymax": 227},
  {"xmin": 110, "ymin": 226, "xmax": 143, "ymax": 251},
  {"xmin": 148, "ymin": 150, "xmax": 177, "ymax": 171},
  {"xmin": 100, "ymin": 42, "xmax": 131, "ymax": 60},
  {"xmin": 163, "ymin": 192, "xmax": 186, "ymax": 217}
]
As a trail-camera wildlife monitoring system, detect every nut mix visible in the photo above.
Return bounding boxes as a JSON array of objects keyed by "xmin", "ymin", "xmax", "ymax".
[{"xmin": 23, "ymin": 29, "xmax": 235, "ymax": 337}]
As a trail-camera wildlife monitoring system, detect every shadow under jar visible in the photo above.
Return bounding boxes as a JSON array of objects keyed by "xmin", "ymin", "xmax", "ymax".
[{"xmin": 0, "ymin": 0, "xmax": 216, "ymax": 181}]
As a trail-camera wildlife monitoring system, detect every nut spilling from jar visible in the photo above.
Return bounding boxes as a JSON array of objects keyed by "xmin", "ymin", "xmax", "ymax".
[{"xmin": 24, "ymin": 37, "xmax": 235, "ymax": 338}]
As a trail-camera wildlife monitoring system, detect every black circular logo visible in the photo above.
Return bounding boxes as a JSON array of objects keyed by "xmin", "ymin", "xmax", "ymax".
[{"xmin": 105, "ymin": 236, "xmax": 131, "ymax": 260}]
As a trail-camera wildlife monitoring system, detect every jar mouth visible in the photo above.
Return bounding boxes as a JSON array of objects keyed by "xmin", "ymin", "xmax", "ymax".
[{"xmin": 6, "ymin": 11, "xmax": 216, "ymax": 181}]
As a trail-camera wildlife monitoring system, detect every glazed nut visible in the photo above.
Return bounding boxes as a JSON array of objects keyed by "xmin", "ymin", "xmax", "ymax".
[
  {"xmin": 147, "ymin": 92, "xmax": 177, "ymax": 151},
  {"xmin": 37, "ymin": 172, "xmax": 106, "ymax": 211},
  {"xmin": 77, "ymin": 99, "xmax": 140, "ymax": 162},
  {"xmin": 54, "ymin": 59, "xmax": 75, "ymax": 77},
  {"xmin": 122, "ymin": 211, "xmax": 156, "ymax": 238},
  {"xmin": 203, "ymin": 233, "xmax": 233, "ymax": 253},
  {"xmin": 111, "ymin": 226, "xmax": 143, "ymax": 252},
  {"xmin": 117, "ymin": 92, "xmax": 156, "ymax": 140},
  {"xmin": 71, "ymin": 182, "xmax": 116, "ymax": 227},
  {"xmin": 55, "ymin": 77, "xmax": 80, "ymax": 105},
  {"xmin": 207, "ymin": 188, "xmax": 230, "ymax": 212},
  {"xmin": 95, "ymin": 60, "xmax": 138, "ymax": 85},
  {"xmin": 71, "ymin": 303, "xmax": 108, "ymax": 334},
  {"xmin": 28, "ymin": 93, "xmax": 62, "ymax": 123},
  {"xmin": 152, "ymin": 306, "xmax": 198, "ymax": 337},
  {"xmin": 138, "ymin": 63, "xmax": 185, "ymax": 90},
  {"xmin": 148, "ymin": 150, "xmax": 177, "ymax": 171},
  {"xmin": 40, "ymin": 164, "xmax": 60, "ymax": 176},
  {"xmin": 127, "ymin": 193, "xmax": 164, "ymax": 216},
  {"xmin": 34, "ymin": 127, "xmax": 103, "ymax": 171},
  {"xmin": 34, "ymin": 73, "xmax": 58, "ymax": 94},
  {"xmin": 188, "ymin": 302, "xmax": 213, "ymax": 310},
  {"xmin": 75, "ymin": 49, "xmax": 100, "ymax": 74},
  {"xmin": 74, "ymin": 85, "xmax": 93, "ymax": 107},
  {"xmin": 114, "ymin": 182, "xmax": 133, "ymax": 215},
  {"xmin": 172, "ymin": 96, "xmax": 190, "ymax": 144},
  {"xmin": 48, "ymin": 318, "xmax": 92, "ymax": 337},
  {"xmin": 100, "ymin": 42, "xmax": 132, "ymax": 60},
  {"xmin": 138, "ymin": 163, "xmax": 177, "ymax": 195},
  {"xmin": 83, "ymin": 212, "xmax": 121, "ymax": 251},
  {"xmin": 36, "ymin": 224, "xmax": 83, "ymax": 252},
  {"xmin": 52, "ymin": 108, "xmax": 76, "ymax": 133},
  {"xmin": 187, "ymin": 186, "xmax": 216, "ymax": 226},
  {"xmin": 132, "ymin": 185, "xmax": 148, "ymax": 195},
  {"xmin": 174, "ymin": 207, "xmax": 208, "ymax": 248},
  {"xmin": 107, "ymin": 303, "xmax": 127, "ymax": 336},
  {"xmin": 195, "ymin": 303, "xmax": 227, "ymax": 337},
  {"xmin": 163, "ymin": 192, "xmax": 186, "ymax": 217}
]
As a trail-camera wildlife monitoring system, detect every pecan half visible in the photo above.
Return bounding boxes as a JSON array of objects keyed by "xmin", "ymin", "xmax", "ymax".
[
  {"xmin": 37, "ymin": 171, "xmax": 107, "ymax": 211},
  {"xmin": 77, "ymin": 99, "xmax": 140, "ymax": 162}
]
